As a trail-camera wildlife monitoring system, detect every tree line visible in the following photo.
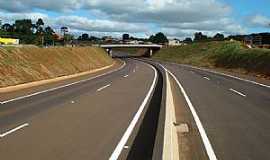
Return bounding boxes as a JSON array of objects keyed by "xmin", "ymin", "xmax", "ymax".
[
  {"xmin": 0, "ymin": 18, "xmax": 72, "ymax": 46},
  {"xmin": 1, "ymin": 18, "xmax": 269, "ymax": 46}
]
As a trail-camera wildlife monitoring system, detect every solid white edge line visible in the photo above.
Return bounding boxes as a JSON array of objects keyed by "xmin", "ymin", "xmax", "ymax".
[
  {"xmin": 0, "ymin": 123, "xmax": 29, "ymax": 138},
  {"xmin": 148, "ymin": 58, "xmax": 270, "ymax": 89},
  {"xmin": 178, "ymin": 64, "xmax": 270, "ymax": 89},
  {"xmin": 97, "ymin": 84, "xmax": 111, "ymax": 92},
  {"xmin": 0, "ymin": 61, "xmax": 126, "ymax": 104},
  {"xmin": 229, "ymin": 88, "xmax": 247, "ymax": 97},
  {"xmin": 109, "ymin": 63, "xmax": 158, "ymax": 160},
  {"xmin": 159, "ymin": 64, "xmax": 218, "ymax": 160}
]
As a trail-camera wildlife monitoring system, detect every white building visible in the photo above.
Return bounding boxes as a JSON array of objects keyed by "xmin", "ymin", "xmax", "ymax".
[
  {"xmin": 168, "ymin": 39, "xmax": 183, "ymax": 46},
  {"xmin": 126, "ymin": 40, "xmax": 144, "ymax": 44}
]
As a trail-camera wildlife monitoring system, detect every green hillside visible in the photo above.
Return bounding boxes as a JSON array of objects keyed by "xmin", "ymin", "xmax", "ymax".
[{"xmin": 153, "ymin": 41, "xmax": 270, "ymax": 77}]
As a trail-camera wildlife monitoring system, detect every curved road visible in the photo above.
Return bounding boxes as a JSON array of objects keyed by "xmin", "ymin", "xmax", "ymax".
[
  {"xmin": 0, "ymin": 59, "xmax": 157, "ymax": 160},
  {"xmin": 1, "ymin": 57, "xmax": 270, "ymax": 160},
  {"xmin": 158, "ymin": 60, "xmax": 270, "ymax": 160}
]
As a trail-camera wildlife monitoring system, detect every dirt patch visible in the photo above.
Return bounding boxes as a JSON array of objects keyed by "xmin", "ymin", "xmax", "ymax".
[{"xmin": 0, "ymin": 47, "xmax": 113, "ymax": 88}]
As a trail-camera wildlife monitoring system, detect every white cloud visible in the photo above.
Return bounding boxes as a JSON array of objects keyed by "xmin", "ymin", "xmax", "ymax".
[
  {"xmin": 162, "ymin": 18, "xmax": 246, "ymax": 35},
  {"xmin": 0, "ymin": 0, "xmax": 247, "ymax": 38},
  {"xmin": 84, "ymin": 0, "xmax": 231, "ymax": 23},
  {"xmin": 248, "ymin": 15, "xmax": 270, "ymax": 28},
  {"xmin": 0, "ymin": 12, "xmax": 149, "ymax": 36},
  {"xmin": 53, "ymin": 16, "xmax": 149, "ymax": 33},
  {"xmin": 0, "ymin": 12, "xmax": 49, "ymax": 23},
  {"xmin": 0, "ymin": 0, "xmax": 82, "ymax": 12}
]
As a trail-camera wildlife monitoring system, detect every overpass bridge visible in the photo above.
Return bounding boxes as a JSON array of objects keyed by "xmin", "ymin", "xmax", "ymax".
[{"xmin": 100, "ymin": 44, "xmax": 163, "ymax": 57}]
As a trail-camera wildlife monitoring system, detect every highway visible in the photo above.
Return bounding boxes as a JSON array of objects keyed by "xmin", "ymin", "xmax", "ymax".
[
  {"xmin": 157, "ymin": 60, "xmax": 270, "ymax": 160},
  {"xmin": 0, "ymin": 56, "xmax": 270, "ymax": 160},
  {"xmin": 0, "ymin": 59, "xmax": 159, "ymax": 160}
]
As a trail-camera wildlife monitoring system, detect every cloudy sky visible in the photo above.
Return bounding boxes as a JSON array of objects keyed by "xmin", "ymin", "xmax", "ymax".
[{"xmin": 0, "ymin": 0, "xmax": 269, "ymax": 39}]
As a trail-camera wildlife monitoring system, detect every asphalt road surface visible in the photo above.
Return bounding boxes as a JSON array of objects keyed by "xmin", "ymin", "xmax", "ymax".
[
  {"xmin": 157, "ymin": 60, "xmax": 270, "ymax": 160},
  {"xmin": 0, "ymin": 59, "xmax": 157, "ymax": 160},
  {"xmin": 1, "ymin": 56, "xmax": 270, "ymax": 160}
]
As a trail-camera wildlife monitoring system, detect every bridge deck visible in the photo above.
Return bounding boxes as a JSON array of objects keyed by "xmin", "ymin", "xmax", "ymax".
[{"xmin": 100, "ymin": 44, "xmax": 162, "ymax": 48}]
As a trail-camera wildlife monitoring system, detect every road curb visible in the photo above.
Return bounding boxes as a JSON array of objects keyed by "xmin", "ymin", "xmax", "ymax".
[{"xmin": 162, "ymin": 67, "xmax": 180, "ymax": 160}]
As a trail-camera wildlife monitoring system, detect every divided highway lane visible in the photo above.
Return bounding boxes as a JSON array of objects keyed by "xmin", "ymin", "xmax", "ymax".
[
  {"xmin": 159, "ymin": 61, "xmax": 270, "ymax": 160},
  {"xmin": 0, "ymin": 59, "xmax": 157, "ymax": 160}
]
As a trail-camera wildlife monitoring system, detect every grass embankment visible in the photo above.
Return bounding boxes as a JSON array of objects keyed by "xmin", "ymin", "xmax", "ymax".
[
  {"xmin": 153, "ymin": 41, "xmax": 270, "ymax": 77},
  {"xmin": 0, "ymin": 47, "xmax": 113, "ymax": 87}
]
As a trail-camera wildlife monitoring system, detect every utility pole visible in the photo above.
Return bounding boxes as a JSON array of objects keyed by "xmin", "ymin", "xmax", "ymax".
[{"xmin": 61, "ymin": 26, "xmax": 68, "ymax": 46}]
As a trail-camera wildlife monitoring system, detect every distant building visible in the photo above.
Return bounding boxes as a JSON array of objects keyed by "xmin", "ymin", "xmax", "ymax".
[
  {"xmin": 253, "ymin": 35, "xmax": 263, "ymax": 45},
  {"xmin": 244, "ymin": 33, "xmax": 270, "ymax": 47},
  {"xmin": 252, "ymin": 33, "xmax": 270, "ymax": 45},
  {"xmin": 244, "ymin": 34, "xmax": 263, "ymax": 46},
  {"xmin": 102, "ymin": 36, "xmax": 113, "ymax": 43},
  {"xmin": 126, "ymin": 40, "xmax": 144, "ymax": 44},
  {"xmin": 53, "ymin": 33, "xmax": 63, "ymax": 41},
  {"xmin": 169, "ymin": 39, "xmax": 184, "ymax": 46},
  {"xmin": 0, "ymin": 37, "xmax": 20, "ymax": 45}
]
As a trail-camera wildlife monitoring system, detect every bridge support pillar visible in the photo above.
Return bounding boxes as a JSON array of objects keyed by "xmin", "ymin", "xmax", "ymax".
[
  {"xmin": 149, "ymin": 49, "xmax": 153, "ymax": 57},
  {"xmin": 145, "ymin": 48, "xmax": 153, "ymax": 57},
  {"xmin": 106, "ymin": 48, "xmax": 113, "ymax": 57}
]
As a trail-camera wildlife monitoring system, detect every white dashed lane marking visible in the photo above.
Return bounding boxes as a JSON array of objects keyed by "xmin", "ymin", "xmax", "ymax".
[
  {"xmin": 0, "ymin": 123, "xmax": 29, "ymax": 138},
  {"xmin": 229, "ymin": 88, "xmax": 246, "ymax": 97},
  {"xmin": 97, "ymin": 84, "xmax": 111, "ymax": 92}
]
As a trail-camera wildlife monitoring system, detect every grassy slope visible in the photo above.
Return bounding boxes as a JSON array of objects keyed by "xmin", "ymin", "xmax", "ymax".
[
  {"xmin": 0, "ymin": 47, "xmax": 113, "ymax": 87},
  {"xmin": 153, "ymin": 41, "xmax": 270, "ymax": 77}
]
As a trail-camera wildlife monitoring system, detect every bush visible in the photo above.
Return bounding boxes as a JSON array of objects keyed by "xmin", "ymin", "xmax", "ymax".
[{"xmin": 213, "ymin": 42, "xmax": 270, "ymax": 76}]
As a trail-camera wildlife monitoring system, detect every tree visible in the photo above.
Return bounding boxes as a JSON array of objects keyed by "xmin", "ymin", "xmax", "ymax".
[
  {"xmin": 183, "ymin": 37, "xmax": 193, "ymax": 43},
  {"xmin": 61, "ymin": 26, "xmax": 68, "ymax": 35},
  {"xmin": 81, "ymin": 33, "xmax": 89, "ymax": 41},
  {"xmin": 213, "ymin": 33, "xmax": 224, "ymax": 41},
  {"xmin": 45, "ymin": 26, "xmax": 54, "ymax": 35},
  {"xmin": 194, "ymin": 32, "xmax": 208, "ymax": 42},
  {"xmin": 36, "ymin": 18, "xmax": 44, "ymax": 34},
  {"xmin": 44, "ymin": 26, "xmax": 55, "ymax": 46},
  {"xmin": 64, "ymin": 34, "xmax": 74, "ymax": 43},
  {"xmin": 36, "ymin": 18, "xmax": 44, "ymax": 27},
  {"xmin": 149, "ymin": 32, "xmax": 168, "ymax": 44},
  {"xmin": 122, "ymin": 34, "xmax": 129, "ymax": 41},
  {"xmin": 14, "ymin": 19, "xmax": 34, "ymax": 35},
  {"xmin": 61, "ymin": 26, "xmax": 69, "ymax": 45},
  {"xmin": 35, "ymin": 18, "xmax": 45, "ymax": 46},
  {"xmin": 1, "ymin": 23, "xmax": 14, "ymax": 32},
  {"xmin": 89, "ymin": 36, "xmax": 100, "ymax": 42}
]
